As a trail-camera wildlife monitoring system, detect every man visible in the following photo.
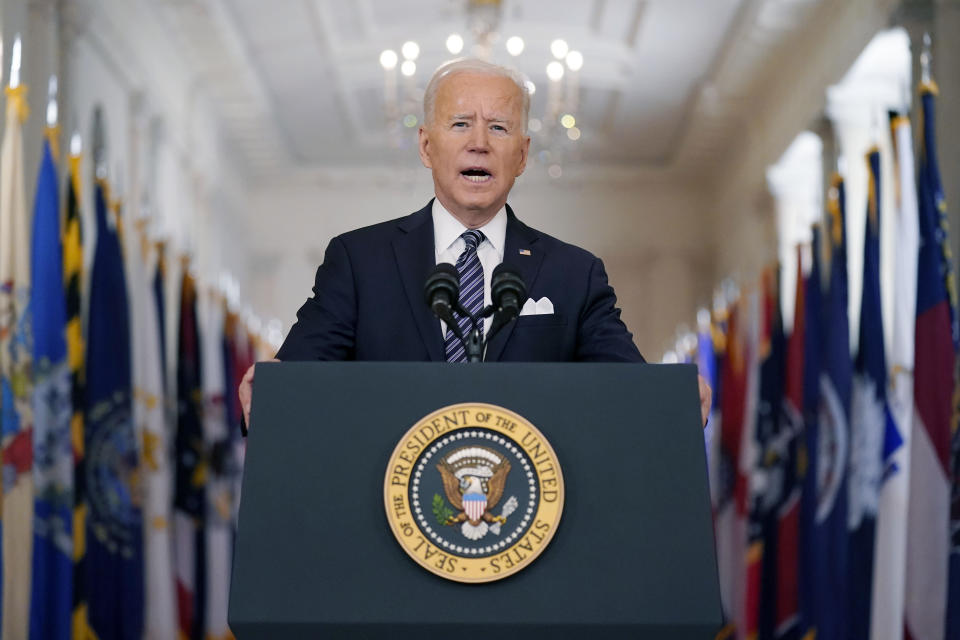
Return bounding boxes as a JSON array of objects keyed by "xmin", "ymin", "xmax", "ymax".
[{"xmin": 239, "ymin": 58, "xmax": 711, "ymax": 426}]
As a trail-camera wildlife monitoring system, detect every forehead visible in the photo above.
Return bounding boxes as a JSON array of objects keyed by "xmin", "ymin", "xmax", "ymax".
[{"xmin": 434, "ymin": 72, "xmax": 523, "ymax": 118}]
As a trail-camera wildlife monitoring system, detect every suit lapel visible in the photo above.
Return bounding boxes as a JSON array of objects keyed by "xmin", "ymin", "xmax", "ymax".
[
  {"xmin": 485, "ymin": 206, "xmax": 544, "ymax": 362},
  {"xmin": 393, "ymin": 202, "xmax": 445, "ymax": 361}
]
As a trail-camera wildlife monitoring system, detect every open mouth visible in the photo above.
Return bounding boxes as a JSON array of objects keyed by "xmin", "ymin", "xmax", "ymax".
[{"xmin": 461, "ymin": 168, "xmax": 493, "ymax": 183}]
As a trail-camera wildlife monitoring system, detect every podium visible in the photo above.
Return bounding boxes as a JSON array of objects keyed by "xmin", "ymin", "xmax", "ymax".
[{"xmin": 229, "ymin": 362, "xmax": 721, "ymax": 639}]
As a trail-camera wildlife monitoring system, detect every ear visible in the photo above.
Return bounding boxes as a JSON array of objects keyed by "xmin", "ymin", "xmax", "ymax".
[
  {"xmin": 418, "ymin": 126, "xmax": 432, "ymax": 169},
  {"xmin": 515, "ymin": 134, "xmax": 531, "ymax": 176}
]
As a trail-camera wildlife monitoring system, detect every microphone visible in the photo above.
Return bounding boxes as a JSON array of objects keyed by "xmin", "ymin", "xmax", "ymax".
[
  {"xmin": 487, "ymin": 264, "xmax": 527, "ymax": 340},
  {"xmin": 424, "ymin": 263, "xmax": 461, "ymax": 331},
  {"xmin": 491, "ymin": 263, "xmax": 526, "ymax": 321}
]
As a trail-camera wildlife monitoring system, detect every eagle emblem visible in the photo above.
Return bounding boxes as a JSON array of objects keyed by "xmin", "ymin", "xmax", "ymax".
[{"xmin": 435, "ymin": 446, "xmax": 518, "ymax": 541}]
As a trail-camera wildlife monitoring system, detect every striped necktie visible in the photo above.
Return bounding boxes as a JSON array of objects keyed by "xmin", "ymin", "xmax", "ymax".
[{"xmin": 445, "ymin": 229, "xmax": 485, "ymax": 362}]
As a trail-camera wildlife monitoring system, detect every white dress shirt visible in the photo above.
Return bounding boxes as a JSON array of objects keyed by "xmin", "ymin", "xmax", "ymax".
[{"xmin": 432, "ymin": 198, "xmax": 507, "ymax": 338}]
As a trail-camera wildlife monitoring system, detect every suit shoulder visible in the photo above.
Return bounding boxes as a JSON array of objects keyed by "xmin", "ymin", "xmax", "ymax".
[{"xmin": 524, "ymin": 224, "xmax": 601, "ymax": 265}]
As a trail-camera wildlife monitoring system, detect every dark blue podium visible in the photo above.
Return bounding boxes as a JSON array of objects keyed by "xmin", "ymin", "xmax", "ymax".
[{"xmin": 229, "ymin": 362, "xmax": 721, "ymax": 639}]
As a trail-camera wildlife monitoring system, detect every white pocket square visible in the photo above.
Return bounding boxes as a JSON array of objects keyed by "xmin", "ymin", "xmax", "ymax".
[{"xmin": 519, "ymin": 297, "xmax": 554, "ymax": 316}]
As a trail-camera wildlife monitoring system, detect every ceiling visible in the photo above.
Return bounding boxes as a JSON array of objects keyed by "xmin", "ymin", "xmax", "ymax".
[{"xmin": 145, "ymin": 0, "xmax": 832, "ymax": 182}]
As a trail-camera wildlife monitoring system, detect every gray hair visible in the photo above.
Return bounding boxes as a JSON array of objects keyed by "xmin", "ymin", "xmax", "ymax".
[{"xmin": 423, "ymin": 58, "xmax": 531, "ymax": 134}]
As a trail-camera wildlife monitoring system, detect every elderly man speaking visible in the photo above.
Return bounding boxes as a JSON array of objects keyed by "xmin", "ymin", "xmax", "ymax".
[{"xmin": 239, "ymin": 58, "xmax": 711, "ymax": 426}]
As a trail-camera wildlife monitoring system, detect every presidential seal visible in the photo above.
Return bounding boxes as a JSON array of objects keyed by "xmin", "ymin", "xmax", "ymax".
[{"xmin": 384, "ymin": 403, "xmax": 564, "ymax": 583}]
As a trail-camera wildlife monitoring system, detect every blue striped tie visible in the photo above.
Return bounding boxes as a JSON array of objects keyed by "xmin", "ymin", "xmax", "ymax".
[{"xmin": 445, "ymin": 229, "xmax": 485, "ymax": 362}]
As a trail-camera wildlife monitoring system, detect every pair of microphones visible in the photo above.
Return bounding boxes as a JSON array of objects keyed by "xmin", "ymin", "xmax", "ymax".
[{"xmin": 424, "ymin": 263, "xmax": 527, "ymax": 362}]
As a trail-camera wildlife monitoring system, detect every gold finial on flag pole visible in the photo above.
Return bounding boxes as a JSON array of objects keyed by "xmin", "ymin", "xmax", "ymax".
[{"xmin": 46, "ymin": 75, "xmax": 61, "ymax": 160}]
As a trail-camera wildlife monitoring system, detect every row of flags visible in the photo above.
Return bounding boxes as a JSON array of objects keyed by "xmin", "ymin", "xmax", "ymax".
[
  {"xmin": 696, "ymin": 82, "xmax": 960, "ymax": 640},
  {"xmin": 0, "ymin": 84, "xmax": 265, "ymax": 638}
]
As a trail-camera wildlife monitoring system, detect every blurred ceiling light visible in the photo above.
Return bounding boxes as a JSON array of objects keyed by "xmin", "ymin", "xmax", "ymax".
[
  {"xmin": 402, "ymin": 41, "xmax": 420, "ymax": 60},
  {"xmin": 10, "ymin": 34, "xmax": 22, "ymax": 88},
  {"xmin": 524, "ymin": 79, "xmax": 536, "ymax": 95},
  {"xmin": 446, "ymin": 33, "xmax": 464, "ymax": 54},
  {"xmin": 565, "ymin": 50, "xmax": 583, "ymax": 71},
  {"xmin": 548, "ymin": 164, "xmax": 562, "ymax": 179},
  {"xmin": 403, "ymin": 114, "xmax": 418, "ymax": 128},
  {"xmin": 560, "ymin": 114, "xmax": 575, "ymax": 129},
  {"xmin": 380, "ymin": 49, "xmax": 398, "ymax": 70},
  {"xmin": 550, "ymin": 39, "xmax": 569, "ymax": 60},
  {"xmin": 546, "ymin": 61, "xmax": 564, "ymax": 82},
  {"xmin": 401, "ymin": 60, "xmax": 417, "ymax": 77},
  {"xmin": 528, "ymin": 118, "xmax": 542, "ymax": 132},
  {"xmin": 566, "ymin": 126, "xmax": 581, "ymax": 141},
  {"xmin": 506, "ymin": 36, "xmax": 525, "ymax": 56}
]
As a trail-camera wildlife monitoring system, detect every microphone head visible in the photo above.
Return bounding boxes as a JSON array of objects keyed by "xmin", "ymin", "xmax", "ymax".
[
  {"xmin": 424, "ymin": 263, "xmax": 461, "ymax": 315},
  {"xmin": 491, "ymin": 263, "xmax": 527, "ymax": 318}
]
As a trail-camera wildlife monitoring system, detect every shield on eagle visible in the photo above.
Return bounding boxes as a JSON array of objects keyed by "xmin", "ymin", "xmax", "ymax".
[{"xmin": 463, "ymin": 493, "xmax": 487, "ymax": 522}]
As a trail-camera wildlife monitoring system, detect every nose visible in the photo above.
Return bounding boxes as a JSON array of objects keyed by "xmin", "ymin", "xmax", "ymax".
[{"xmin": 467, "ymin": 125, "xmax": 489, "ymax": 153}]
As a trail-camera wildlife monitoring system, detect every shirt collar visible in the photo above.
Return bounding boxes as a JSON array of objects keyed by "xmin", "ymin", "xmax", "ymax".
[{"xmin": 432, "ymin": 198, "xmax": 507, "ymax": 258}]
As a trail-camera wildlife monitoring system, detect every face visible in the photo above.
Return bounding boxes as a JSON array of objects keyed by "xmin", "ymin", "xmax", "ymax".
[{"xmin": 419, "ymin": 72, "xmax": 530, "ymax": 227}]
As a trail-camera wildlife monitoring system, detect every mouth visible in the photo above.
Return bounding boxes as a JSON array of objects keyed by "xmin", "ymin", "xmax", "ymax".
[{"xmin": 460, "ymin": 167, "xmax": 493, "ymax": 183}]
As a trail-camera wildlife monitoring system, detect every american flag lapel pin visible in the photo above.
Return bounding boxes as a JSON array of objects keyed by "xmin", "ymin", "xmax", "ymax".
[{"xmin": 519, "ymin": 249, "xmax": 531, "ymax": 256}]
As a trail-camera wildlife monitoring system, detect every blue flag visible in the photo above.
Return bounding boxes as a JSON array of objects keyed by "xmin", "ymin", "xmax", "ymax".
[
  {"xmin": 848, "ymin": 149, "xmax": 896, "ymax": 640},
  {"xmin": 28, "ymin": 135, "xmax": 73, "ymax": 640},
  {"xmin": 84, "ymin": 181, "xmax": 143, "ymax": 639},
  {"xmin": 814, "ymin": 175, "xmax": 851, "ymax": 640},
  {"xmin": 153, "ymin": 243, "xmax": 167, "ymax": 393},
  {"xmin": 799, "ymin": 228, "xmax": 822, "ymax": 639}
]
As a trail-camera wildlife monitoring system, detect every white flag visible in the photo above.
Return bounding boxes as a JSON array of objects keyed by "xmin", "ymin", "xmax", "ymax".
[
  {"xmin": 126, "ymin": 221, "xmax": 177, "ymax": 639},
  {"xmin": 0, "ymin": 82, "xmax": 34, "ymax": 640},
  {"xmin": 199, "ymin": 290, "xmax": 233, "ymax": 640}
]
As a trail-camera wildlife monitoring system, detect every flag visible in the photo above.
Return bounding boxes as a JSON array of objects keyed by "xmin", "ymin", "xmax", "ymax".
[
  {"xmin": 870, "ymin": 112, "xmax": 919, "ymax": 640},
  {"xmin": 812, "ymin": 174, "xmax": 852, "ymax": 640},
  {"xmin": 697, "ymin": 308, "xmax": 720, "ymax": 504},
  {"xmin": 751, "ymin": 268, "xmax": 786, "ymax": 640},
  {"xmin": 713, "ymin": 294, "xmax": 755, "ymax": 639},
  {"xmin": 153, "ymin": 241, "xmax": 168, "ymax": 393},
  {"xmin": 1, "ymin": 81, "xmax": 34, "ymax": 640},
  {"xmin": 225, "ymin": 313, "xmax": 250, "ymax": 525},
  {"xmin": 84, "ymin": 180, "xmax": 143, "ymax": 639},
  {"xmin": 200, "ymin": 291, "xmax": 234, "ymax": 640},
  {"xmin": 774, "ymin": 252, "xmax": 805, "ymax": 639},
  {"xmin": 905, "ymin": 80, "xmax": 955, "ymax": 640},
  {"xmin": 175, "ymin": 269, "xmax": 207, "ymax": 640},
  {"xmin": 126, "ymin": 220, "xmax": 176, "ymax": 639},
  {"xmin": 62, "ymin": 149, "xmax": 92, "ymax": 638},
  {"xmin": 798, "ymin": 227, "xmax": 823, "ymax": 639},
  {"xmin": 848, "ymin": 148, "xmax": 894, "ymax": 640},
  {"xmin": 28, "ymin": 129, "xmax": 73, "ymax": 640}
]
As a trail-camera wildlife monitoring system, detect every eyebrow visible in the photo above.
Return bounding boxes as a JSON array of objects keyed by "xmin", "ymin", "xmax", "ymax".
[{"xmin": 449, "ymin": 113, "xmax": 513, "ymax": 125}]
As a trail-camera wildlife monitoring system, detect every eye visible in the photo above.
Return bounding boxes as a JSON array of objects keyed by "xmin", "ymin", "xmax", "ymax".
[
  {"xmin": 491, "ymin": 124, "xmax": 507, "ymax": 132},
  {"xmin": 452, "ymin": 121, "xmax": 468, "ymax": 128}
]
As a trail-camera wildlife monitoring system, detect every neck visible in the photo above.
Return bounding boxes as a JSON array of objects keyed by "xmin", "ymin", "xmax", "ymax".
[{"xmin": 436, "ymin": 196, "xmax": 502, "ymax": 230}]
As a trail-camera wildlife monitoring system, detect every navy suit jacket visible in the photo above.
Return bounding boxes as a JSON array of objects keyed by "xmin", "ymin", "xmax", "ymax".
[{"xmin": 276, "ymin": 201, "xmax": 644, "ymax": 363}]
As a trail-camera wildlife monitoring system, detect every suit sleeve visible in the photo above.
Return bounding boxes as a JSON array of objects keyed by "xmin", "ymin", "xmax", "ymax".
[
  {"xmin": 575, "ymin": 257, "xmax": 646, "ymax": 363},
  {"xmin": 275, "ymin": 236, "xmax": 358, "ymax": 361}
]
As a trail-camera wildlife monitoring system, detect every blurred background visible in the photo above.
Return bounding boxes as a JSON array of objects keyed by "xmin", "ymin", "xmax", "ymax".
[{"xmin": 0, "ymin": 0, "xmax": 958, "ymax": 639}]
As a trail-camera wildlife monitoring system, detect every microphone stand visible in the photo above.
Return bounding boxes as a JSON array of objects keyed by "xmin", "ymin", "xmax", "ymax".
[{"xmin": 454, "ymin": 304, "xmax": 515, "ymax": 363}]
